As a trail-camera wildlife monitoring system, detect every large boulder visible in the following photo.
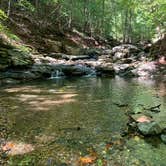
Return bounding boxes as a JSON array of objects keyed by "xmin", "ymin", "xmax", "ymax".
[
  {"xmin": 0, "ymin": 35, "xmax": 34, "ymax": 71},
  {"xmin": 62, "ymin": 64, "xmax": 95, "ymax": 76},
  {"xmin": 112, "ymin": 44, "xmax": 140, "ymax": 61},
  {"xmin": 95, "ymin": 63, "xmax": 115, "ymax": 76},
  {"xmin": 0, "ymin": 48, "xmax": 33, "ymax": 70},
  {"xmin": 32, "ymin": 62, "xmax": 95, "ymax": 78},
  {"xmin": 135, "ymin": 62, "xmax": 156, "ymax": 77},
  {"xmin": 137, "ymin": 121, "xmax": 162, "ymax": 136},
  {"xmin": 113, "ymin": 63, "xmax": 136, "ymax": 77},
  {"xmin": 31, "ymin": 64, "xmax": 52, "ymax": 77},
  {"xmin": 1, "ymin": 70, "xmax": 38, "ymax": 80}
]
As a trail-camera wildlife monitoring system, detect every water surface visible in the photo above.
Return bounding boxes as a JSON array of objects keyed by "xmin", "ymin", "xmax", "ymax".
[{"xmin": 0, "ymin": 77, "xmax": 166, "ymax": 165}]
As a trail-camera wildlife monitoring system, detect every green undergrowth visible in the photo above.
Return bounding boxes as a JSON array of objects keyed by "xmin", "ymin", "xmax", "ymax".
[{"xmin": 0, "ymin": 9, "xmax": 32, "ymax": 53}]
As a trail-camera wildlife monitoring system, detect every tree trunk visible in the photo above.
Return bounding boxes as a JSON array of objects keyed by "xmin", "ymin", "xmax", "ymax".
[
  {"xmin": 101, "ymin": 0, "xmax": 105, "ymax": 34},
  {"xmin": 7, "ymin": 0, "xmax": 11, "ymax": 16}
]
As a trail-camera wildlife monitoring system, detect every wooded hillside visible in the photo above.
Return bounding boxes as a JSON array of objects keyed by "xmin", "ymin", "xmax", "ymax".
[{"xmin": 1, "ymin": 0, "xmax": 165, "ymax": 43}]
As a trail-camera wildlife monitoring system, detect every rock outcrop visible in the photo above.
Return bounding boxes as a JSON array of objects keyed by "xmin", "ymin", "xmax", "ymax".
[{"xmin": 0, "ymin": 34, "xmax": 33, "ymax": 71}]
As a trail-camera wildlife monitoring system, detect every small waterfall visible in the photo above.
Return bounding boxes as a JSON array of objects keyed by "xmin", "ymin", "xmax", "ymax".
[
  {"xmin": 50, "ymin": 70, "xmax": 64, "ymax": 79},
  {"xmin": 83, "ymin": 69, "xmax": 96, "ymax": 78}
]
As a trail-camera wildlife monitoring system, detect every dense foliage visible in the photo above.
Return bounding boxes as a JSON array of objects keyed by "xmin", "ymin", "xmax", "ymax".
[{"xmin": 0, "ymin": 0, "xmax": 166, "ymax": 42}]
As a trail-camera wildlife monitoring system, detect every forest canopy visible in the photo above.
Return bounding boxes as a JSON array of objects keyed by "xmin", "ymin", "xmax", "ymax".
[{"xmin": 0, "ymin": 0, "xmax": 166, "ymax": 43}]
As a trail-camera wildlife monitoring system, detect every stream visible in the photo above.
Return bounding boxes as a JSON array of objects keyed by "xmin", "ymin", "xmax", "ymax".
[{"xmin": 0, "ymin": 77, "xmax": 166, "ymax": 165}]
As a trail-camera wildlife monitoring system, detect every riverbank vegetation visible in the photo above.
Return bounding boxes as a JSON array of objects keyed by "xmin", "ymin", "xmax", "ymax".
[{"xmin": 1, "ymin": 0, "xmax": 166, "ymax": 41}]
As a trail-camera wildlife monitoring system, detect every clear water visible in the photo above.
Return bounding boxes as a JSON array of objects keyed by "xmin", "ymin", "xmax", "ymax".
[{"xmin": 0, "ymin": 77, "xmax": 166, "ymax": 165}]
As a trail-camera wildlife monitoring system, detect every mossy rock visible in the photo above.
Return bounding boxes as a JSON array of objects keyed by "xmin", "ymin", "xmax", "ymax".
[
  {"xmin": 7, "ymin": 49, "xmax": 33, "ymax": 67},
  {"xmin": 138, "ymin": 122, "xmax": 162, "ymax": 136},
  {"xmin": 0, "ymin": 38, "xmax": 14, "ymax": 49}
]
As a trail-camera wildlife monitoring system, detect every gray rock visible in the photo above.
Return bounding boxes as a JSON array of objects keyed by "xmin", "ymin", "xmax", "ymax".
[
  {"xmin": 138, "ymin": 121, "xmax": 162, "ymax": 136},
  {"xmin": 113, "ymin": 64, "xmax": 136, "ymax": 77},
  {"xmin": 95, "ymin": 63, "xmax": 115, "ymax": 76},
  {"xmin": 112, "ymin": 44, "xmax": 139, "ymax": 54},
  {"xmin": 136, "ymin": 62, "xmax": 156, "ymax": 77},
  {"xmin": 113, "ymin": 52, "xmax": 127, "ymax": 61},
  {"xmin": 2, "ymin": 70, "xmax": 38, "ymax": 80},
  {"xmin": 62, "ymin": 54, "xmax": 91, "ymax": 61},
  {"xmin": 62, "ymin": 64, "xmax": 95, "ymax": 76},
  {"xmin": 112, "ymin": 44, "xmax": 140, "ymax": 62}
]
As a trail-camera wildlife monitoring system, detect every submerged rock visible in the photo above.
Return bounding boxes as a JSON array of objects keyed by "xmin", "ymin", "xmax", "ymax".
[
  {"xmin": 161, "ymin": 134, "xmax": 166, "ymax": 144},
  {"xmin": 138, "ymin": 122, "xmax": 162, "ymax": 136}
]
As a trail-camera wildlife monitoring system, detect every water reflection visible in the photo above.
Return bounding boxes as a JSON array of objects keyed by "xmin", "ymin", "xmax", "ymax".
[{"xmin": 0, "ymin": 77, "xmax": 166, "ymax": 165}]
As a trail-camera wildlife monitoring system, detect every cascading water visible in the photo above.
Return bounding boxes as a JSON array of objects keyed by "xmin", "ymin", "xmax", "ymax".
[
  {"xmin": 83, "ymin": 70, "xmax": 97, "ymax": 78},
  {"xmin": 50, "ymin": 70, "xmax": 64, "ymax": 79},
  {"xmin": 83, "ymin": 66, "xmax": 97, "ymax": 78}
]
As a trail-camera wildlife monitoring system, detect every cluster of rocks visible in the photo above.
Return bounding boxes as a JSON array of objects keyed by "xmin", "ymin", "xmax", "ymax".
[
  {"xmin": 127, "ymin": 104, "xmax": 166, "ymax": 144},
  {"xmin": 0, "ymin": 36, "xmax": 166, "ymax": 85}
]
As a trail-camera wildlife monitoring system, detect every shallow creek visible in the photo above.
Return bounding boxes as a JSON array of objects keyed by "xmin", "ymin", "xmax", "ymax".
[{"xmin": 0, "ymin": 77, "xmax": 166, "ymax": 165}]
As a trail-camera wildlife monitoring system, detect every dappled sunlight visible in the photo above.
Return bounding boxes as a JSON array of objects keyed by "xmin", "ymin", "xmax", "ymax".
[
  {"xmin": 1, "ymin": 84, "xmax": 78, "ymax": 111},
  {"xmin": 28, "ymin": 98, "xmax": 76, "ymax": 111},
  {"xmin": 3, "ymin": 86, "xmax": 76, "ymax": 95},
  {"xmin": 17, "ymin": 94, "xmax": 39, "ymax": 102},
  {"xmin": 15, "ymin": 92, "xmax": 78, "ymax": 111},
  {"xmin": 61, "ymin": 94, "xmax": 77, "ymax": 99},
  {"xmin": 35, "ymin": 134, "xmax": 55, "ymax": 144},
  {"xmin": 3, "ymin": 86, "xmax": 42, "ymax": 93},
  {"xmin": 2, "ymin": 141, "xmax": 34, "ymax": 156}
]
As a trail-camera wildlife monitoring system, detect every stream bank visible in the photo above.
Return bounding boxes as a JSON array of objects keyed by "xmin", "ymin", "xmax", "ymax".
[{"xmin": 0, "ymin": 36, "xmax": 165, "ymax": 86}]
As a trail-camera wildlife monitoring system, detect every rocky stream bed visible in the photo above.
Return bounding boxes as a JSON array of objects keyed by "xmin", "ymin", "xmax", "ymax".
[{"xmin": 0, "ymin": 38, "xmax": 166, "ymax": 86}]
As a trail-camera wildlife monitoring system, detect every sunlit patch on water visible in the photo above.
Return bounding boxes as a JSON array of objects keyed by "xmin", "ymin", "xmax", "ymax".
[{"xmin": 15, "ymin": 93, "xmax": 78, "ymax": 111}]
